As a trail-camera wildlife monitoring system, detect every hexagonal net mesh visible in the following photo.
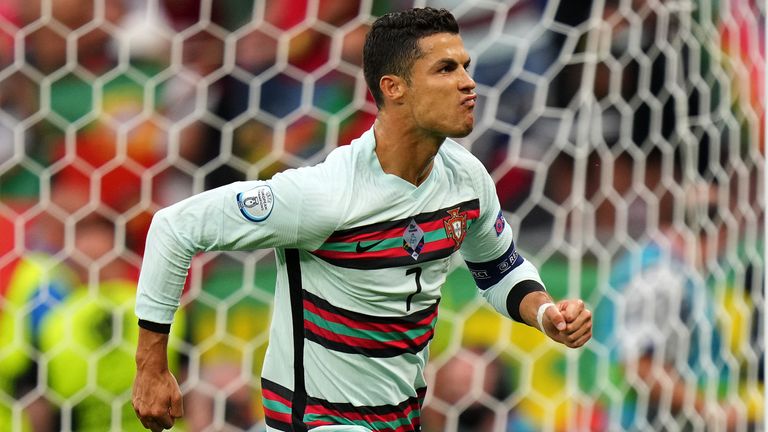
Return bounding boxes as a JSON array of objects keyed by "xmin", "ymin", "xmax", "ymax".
[{"xmin": 0, "ymin": 0, "xmax": 764, "ymax": 431}]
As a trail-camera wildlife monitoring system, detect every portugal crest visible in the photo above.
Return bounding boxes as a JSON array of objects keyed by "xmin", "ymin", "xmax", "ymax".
[{"xmin": 443, "ymin": 208, "xmax": 467, "ymax": 249}]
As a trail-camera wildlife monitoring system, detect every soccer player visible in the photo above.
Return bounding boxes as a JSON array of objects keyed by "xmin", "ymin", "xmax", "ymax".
[{"xmin": 132, "ymin": 7, "xmax": 593, "ymax": 432}]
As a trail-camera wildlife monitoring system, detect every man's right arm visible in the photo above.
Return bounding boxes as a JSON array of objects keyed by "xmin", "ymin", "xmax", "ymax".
[
  {"xmin": 131, "ymin": 180, "xmax": 301, "ymax": 431},
  {"xmin": 132, "ymin": 327, "xmax": 183, "ymax": 432},
  {"xmin": 132, "ymin": 159, "xmax": 346, "ymax": 430}
]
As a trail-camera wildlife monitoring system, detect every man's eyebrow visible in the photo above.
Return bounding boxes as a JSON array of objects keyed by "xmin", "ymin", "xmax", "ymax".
[{"xmin": 434, "ymin": 57, "xmax": 471, "ymax": 68}]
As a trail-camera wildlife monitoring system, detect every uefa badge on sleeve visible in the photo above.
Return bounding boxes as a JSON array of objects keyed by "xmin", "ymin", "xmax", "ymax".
[
  {"xmin": 494, "ymin": 210, "xmax": 505, "ymax": 236},
  {"xmin": 237, "ymin": 185, "xmax": 274, "ymax": 222}
]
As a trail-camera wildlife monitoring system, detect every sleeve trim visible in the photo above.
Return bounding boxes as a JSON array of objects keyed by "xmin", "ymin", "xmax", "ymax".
[
  {"xmin": 506, "ymin": 280, "xmax": 546, "ymax": 324},
  {"xmin": 138, "ymin": 319, "xmax": 171, "ymax": 334}
]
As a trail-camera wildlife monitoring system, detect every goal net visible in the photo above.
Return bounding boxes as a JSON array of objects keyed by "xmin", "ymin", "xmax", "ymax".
[{"xmin": 0, "ymin": 0, "xmax": 763, "ymax": 431}]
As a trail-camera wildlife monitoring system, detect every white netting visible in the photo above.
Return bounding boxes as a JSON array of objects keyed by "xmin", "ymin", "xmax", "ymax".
[{"xmin": 0, "ymin": 0, "xmax": 763, "ymax": 431}]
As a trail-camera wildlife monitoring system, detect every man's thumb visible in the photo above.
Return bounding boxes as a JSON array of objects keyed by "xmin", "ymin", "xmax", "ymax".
[{"xmin": 548, "ymin": 307, "xmax": 566, "ymax": 331}]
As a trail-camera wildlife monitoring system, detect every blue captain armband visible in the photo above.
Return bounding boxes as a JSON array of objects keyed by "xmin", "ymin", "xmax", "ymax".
[{"xmin": 465, "ymin": 240, "xmax": 525, "ymax": 290}]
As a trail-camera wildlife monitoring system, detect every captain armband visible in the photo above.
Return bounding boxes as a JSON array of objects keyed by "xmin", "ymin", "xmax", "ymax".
[
  {"xmin": 465, "ymin": 240, "xmax": 525, "ymax": 290},
  {"xmin": 465, "ymin": 241, "xmax": 546, "ymax": 324}
]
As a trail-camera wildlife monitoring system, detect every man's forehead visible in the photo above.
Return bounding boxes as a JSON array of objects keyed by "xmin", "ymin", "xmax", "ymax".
[{"xmin": 416, "ymin": 33, "xmax": 469, "ymax": 60}]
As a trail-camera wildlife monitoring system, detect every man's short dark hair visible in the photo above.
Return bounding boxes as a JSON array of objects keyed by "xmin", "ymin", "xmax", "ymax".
[{"xmin": 363, "ymin": 7, "xmax": 459, "ymax": 108}]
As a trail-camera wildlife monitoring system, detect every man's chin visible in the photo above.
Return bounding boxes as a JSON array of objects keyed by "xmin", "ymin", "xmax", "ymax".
[{"xmin": 447, "ymin": 124, "xmax": 474, "ymax": 138}]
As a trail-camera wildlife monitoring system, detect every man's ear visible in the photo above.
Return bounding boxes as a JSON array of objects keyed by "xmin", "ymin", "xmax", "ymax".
[{"xmin": 379, "ymin": 75, "xmax": 406, "ymax": 105}]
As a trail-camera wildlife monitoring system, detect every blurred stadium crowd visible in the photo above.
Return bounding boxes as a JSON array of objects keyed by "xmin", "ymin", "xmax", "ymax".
[{"xmin": 0, "ymin": 0, "xmax": 764, "ymax": 431}]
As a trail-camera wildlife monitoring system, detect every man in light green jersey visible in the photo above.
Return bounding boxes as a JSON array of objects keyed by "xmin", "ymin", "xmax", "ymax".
[{"xmin": 132, "ymin": 7, "xmax": 593, "ymax": 432}]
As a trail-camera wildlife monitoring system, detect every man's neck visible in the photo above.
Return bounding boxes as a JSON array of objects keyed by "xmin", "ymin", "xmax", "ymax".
[{"xmin": 372, "ymin": 116, "xmax": 445, "ymax": 186}]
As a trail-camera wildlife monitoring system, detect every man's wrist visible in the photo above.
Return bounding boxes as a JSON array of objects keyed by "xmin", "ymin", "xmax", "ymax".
[
  {"xmin": 136, "ymin": 326, "xmax": 171, "ymax": 371},
  {"xmin": 536, "ymin": 302, "xmax": 555, "ymax": 331},
  {"xmin": 138, "ymin": 319, "xmax": 171, "ymax": 334}
]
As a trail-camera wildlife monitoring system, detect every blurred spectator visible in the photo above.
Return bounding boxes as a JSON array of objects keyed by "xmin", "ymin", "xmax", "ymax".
[
  {"xmin": 0, "ymin": 0, "xmax": 21, "ymax": 165},
  {"xmin": 422, "ymin": 347, "xmax": 535, "ymax": 432},
  {"xmin": 519, "ymin": 0, "xmax": 754, "ymax": 243},
  {"xmin": 0, "ymin": 251, "xmax": 78, "ymax": 431},
  {"xmin": 10, "ymin": 0, "xmax": 216, "ymax": 254},
  {"xmin": 593, "ymin": 180, "xmax": 756, "ymax": 431},
  {"xmin": 0, "ymin": 209, "xmax": 185, "ymax": 431},
  {"xmin": 718, "ymin": 0, "xmax": 765, "ymax": 151},
  {"xmin": 204, "ymin": 0, "xmax": 378, "ymax": 188},
  {"xmin": 39, "ymin": 277, "xmax": 186, "ymax": 431},
  {"xmin": 0, "ymin": 0, "xmax": 19, "ymax": 65},
  {"xmin": 580, "ymin": 3, "xmax": 765, "ymax": 427},
  {"xmin": 0, "ymin": 212, "xmax": 137, "ymax": 430}
]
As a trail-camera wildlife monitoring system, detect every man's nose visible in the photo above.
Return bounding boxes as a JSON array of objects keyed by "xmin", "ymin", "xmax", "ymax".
[{"xmin": 459, "ymin": 66, "xmax": 476, "ymax": 91}]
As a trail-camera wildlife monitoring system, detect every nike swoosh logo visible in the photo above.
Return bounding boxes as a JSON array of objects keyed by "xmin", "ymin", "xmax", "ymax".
[{"xmin": 355, "ymin": 239, "xmax": 385, "ymax": 253}]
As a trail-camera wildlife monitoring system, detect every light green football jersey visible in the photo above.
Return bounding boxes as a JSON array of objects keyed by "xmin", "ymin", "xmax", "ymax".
[{"xmin": 136, "ymin": 128, "xmax": 544, "ymax": 431}]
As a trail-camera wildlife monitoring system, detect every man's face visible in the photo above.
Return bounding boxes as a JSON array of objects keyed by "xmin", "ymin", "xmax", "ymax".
[{"xmin": 403, "ymin": 33, "xmax": 477, "ymax": 138}]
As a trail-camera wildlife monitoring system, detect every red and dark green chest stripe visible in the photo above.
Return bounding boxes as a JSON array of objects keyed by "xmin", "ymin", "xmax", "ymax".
[
  {"xmin": 311, "ymin": 199, "xmax": 480, "ymax": 269},
  {"xmin": 262, "ymin": 378, "xmax": 295, "ymax": 431},
  {"xmin": 262, "ymin": 378, "xmax": 426, "ymax": 432},
  {"xmin": 304, "ymin": 388, "xmax": 426, "ymax": 432},
  {"xmin": 303, "ymin": 289, "xmax": 438, "ymax": 358}
]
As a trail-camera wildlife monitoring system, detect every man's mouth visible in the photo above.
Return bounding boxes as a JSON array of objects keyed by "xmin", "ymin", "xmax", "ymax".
[{"xmin": 461, "ymin": 94, "xmax": 477, "ymax": 108}]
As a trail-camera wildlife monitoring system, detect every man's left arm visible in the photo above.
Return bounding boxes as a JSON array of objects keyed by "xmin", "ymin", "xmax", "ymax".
[
  {"xmin": 463, "ymin": 238, "xmax": 592, "ymax": 348},
  {"xmin": 460, "ymin": 170, "xmax": 591, "ymax": 348}
]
